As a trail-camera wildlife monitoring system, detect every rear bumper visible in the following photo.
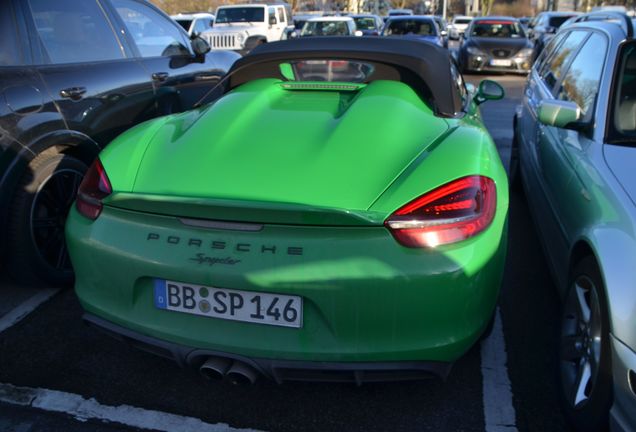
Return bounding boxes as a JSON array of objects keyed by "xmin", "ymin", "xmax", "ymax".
[
  {"xmin": 610, "ymin": 335, "xmax": 636, "ymax": 431},
  {"xmin": 67, "ymin": 203, "xmax": 507, "ymax": 365},
  {"xmin": 85, "ymin": 313, "xmax": 452, "ymax": 383}
]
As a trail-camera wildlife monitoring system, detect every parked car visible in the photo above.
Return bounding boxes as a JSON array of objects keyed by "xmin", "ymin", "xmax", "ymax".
[
  {"xmin": 449, "ymin": 15, "xmax": 473, "ymax": 40},
  {"xmin": 66, "ymin": 37, "xmax": 508, "ymax": 385},
  {"xmin": 300, "ymin": 16, "xmax": 362, "ymax": 37},
  {"xmin": 457, "ymin": 17, "xmax": 533, "ymax": 74},
  {"xmin": 528, "ymin": 11, "xmax": 580, "ymax": 59},
  {"xmin": 350, "ymin": 14, "xmax": 384, "ymax": 36},
  {"xmin": 202, "ymin": 3, "xmax": 294, "ymax": 54},
  {"xmin": 512, "ymin": 12, "xmax": 636, "ymax": 432},
  {"xmin": 0, "ymin": 0, "xmax": 239, "ymax": 286},
  {"xmin": 428, "ymin": 15, "xmax": 450, "ymax": 48},
  {"xmin": 381, "ymin": 16, "xmax": 444, "ymax": 47},
  {"xmin": 171, "ymin": 12, "xmax": 215, "ymax": 36}
]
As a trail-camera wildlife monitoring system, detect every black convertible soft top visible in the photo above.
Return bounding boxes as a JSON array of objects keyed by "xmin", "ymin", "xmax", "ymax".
[{"xmin": 222, "ymin": 37, "xmax": 462, "ymax": 117}]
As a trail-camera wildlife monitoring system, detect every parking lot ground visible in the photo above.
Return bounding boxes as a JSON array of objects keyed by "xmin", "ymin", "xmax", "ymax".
[{"xmin": 0, "ymin": 74, "xmax": 571, "ymax": 432}]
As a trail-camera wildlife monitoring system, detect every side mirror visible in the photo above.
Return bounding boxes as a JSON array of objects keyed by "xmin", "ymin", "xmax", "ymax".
[
  {"xmin": 269, "ymin": 17, "xmax": 277, "ymax": 25},
  {"xmin": 474, "ymin": 79, "xmax": 504, "ymax": 105},
  {"xmin": 441, "ymin": 30, "xmax": 448, "ymax": 36},
  {"xmin": 191, "ymin": 35, "xmax": 211, "ymax": 57},
  {"xmin": 538, "ymin": 100, "xmax": 581, "ymax": 128},
  {"xmin": 354, "ymin": 30, "xmax": 363, "ymax": 37},
  {"xmin": 290, "ymin": 30, "xmax": 299, "ymax": 38}
]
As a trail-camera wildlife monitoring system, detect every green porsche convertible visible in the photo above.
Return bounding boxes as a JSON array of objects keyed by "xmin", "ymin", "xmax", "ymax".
[{"xmin": 66, "ymin": 38, "xmax": 509, "ymax": 384}]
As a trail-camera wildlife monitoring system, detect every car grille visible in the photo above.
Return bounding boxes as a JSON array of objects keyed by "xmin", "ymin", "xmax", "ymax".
[
  {"xmin": 207, "ymin": 33, "xmax": 242, "ymax": 50},
  {"xmin": 492, "ymin": 49, "xmax": 511, "ymax": 58}
]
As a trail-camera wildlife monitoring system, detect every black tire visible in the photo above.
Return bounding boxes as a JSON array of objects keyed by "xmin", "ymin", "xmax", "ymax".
[
  {"xmin": 559, "ymin": 256, "xmax": 612, "ymax": 432},
  {"xmin": 6, "ymin": 148, "xmax": 87, "ymax": 287}
]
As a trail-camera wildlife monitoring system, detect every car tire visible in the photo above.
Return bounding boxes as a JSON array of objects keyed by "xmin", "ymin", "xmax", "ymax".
[
  {"xmin": 6, "ymin": 148, "xmax": 87, "ymax": 287},
  {"xmin": 559, "ymin": 256, "xmax": 613, "ymax": 432}
]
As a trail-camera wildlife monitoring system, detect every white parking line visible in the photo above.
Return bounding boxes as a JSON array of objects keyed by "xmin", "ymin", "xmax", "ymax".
[
  {"xmin": 481, "ymin": 307, "xmax": 518, "ymax": 432},
  {"xmin": 0, "ymin": 288, "xmax": 59, "ymax": 334},
  {"xmin": 0, "ymin": 382, "xmax": 264, "ymax": 432}
]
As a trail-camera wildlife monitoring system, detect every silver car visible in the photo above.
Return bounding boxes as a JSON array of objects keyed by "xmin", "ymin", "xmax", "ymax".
[{"xmin": 512, "ymin": 12, "xmax": 636, "ymax": 432}]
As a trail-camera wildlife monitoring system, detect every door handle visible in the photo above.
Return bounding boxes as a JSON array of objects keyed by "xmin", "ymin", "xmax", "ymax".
[
  {"xmin": 152, "ymin": 72, "xmax": 169, "ymax": 82},
  {"xmin": 60, "ymin": 86, "xmax": 87, "ymax": 100}
]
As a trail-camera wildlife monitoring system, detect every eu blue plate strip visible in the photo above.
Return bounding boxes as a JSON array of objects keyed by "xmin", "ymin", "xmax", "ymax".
[{"xmin": 154, "ymin": 279, "xmax": 167, "ymax": 309}]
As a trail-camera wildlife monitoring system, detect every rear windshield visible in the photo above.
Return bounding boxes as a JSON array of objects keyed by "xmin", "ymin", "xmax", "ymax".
[
  {"xmin": 216, "ymin": 7, "xmax": 264, "ymax": 24},
  {"xmin": 469, "ymin": 21, "xmax": 524, "ymax": 38},
  {"xmin": 548, "ymin": 16, "xmax": 574, "ymax": 28},
  {"xmin": 301, "ymin": 21, "xmax": 351, "ymax": 36},
  {"xmin": 283, "ymin": 60, "xmax": 375, "ymax": 83},
  {"xmin": 454, "ymin": 18, "xmax": 471, "ymax": 24},
  {"xmin": 384, "ymin": 19, "xmax": 437, "ymax": 36},
  {"xmin": 353, "ymin": 17, "xmax": 378, "ymax": 30},
  {"xmin": 610, "ymin": 42, "xmax": 636, "ymax": 144}
]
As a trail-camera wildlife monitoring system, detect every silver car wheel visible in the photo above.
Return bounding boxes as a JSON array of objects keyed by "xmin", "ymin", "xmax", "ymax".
[{"xmin": 560, "ymin": 274, "xmax": 603, "ymax": 409}]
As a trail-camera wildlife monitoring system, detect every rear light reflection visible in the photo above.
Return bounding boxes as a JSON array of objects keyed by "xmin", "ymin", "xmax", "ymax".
[
  {"xmin": 76, "ymin": 158, "xmax": 112, "ymax": 220},
  {"xmin": 385, "ymin": 176, "xmax": 496, "ymax": 248}
]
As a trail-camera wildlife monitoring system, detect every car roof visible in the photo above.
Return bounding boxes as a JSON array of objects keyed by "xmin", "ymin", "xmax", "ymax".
[
  {"xmin": 472, "ymin": 16, "xmax": 519, "ymax": 22},
  {"xmin": 386, "ymin": 15, "xmax": 435, "ymax": 22},
  {"xmin": 566, "ymin": 11, "xmax": 635, "ymax": 39},
  {"xmin": 171, "ymin": 13, "xmax": 215, "ymax": 19},
  {"xmin": 224, "ymin": 37, "xmax": 461, "ymax": 117},
  {"xmin": 307, "ymin": 16, "xmax": 354, "ymax": 22}
]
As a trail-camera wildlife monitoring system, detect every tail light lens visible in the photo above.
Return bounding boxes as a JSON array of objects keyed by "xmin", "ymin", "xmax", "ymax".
[
  {"xmin": 76, "ymin": 159, "xmax": 112, "ymax": 220},
  {"xmin": 385, "ymin": 176, "xmax": 496, "ymax": 248}
]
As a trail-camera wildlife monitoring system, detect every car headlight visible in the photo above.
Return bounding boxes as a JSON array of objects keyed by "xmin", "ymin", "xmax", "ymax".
[
  {"xmin": 237, "ymin": 33, "xmax": 245, "ymax": 43},
  {"xmin": 516, "ymin": 48, "xmax": 534, "ymax": 58},
  {"xmin": 467, "ymin": 46, "xmax": 485, "ymax": 55}
]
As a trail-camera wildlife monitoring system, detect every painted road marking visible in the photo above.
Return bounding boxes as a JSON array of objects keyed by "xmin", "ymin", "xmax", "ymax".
[
  {"xmin": 481, "ymin": 307, "xmax": 518, "ymax": 432},
  {"xmin": 0, "ymin": 382, "xmax": 263, "ymax": 432},
  {"xmin": 0, "ymin": 289, "xmax": 59, "ymax": 334}
]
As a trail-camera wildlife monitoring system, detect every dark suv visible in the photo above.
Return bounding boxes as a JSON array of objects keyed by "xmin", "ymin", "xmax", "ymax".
[{"xmin": 0, "ymin": 0, "xmax": 239, "ymax": 286}]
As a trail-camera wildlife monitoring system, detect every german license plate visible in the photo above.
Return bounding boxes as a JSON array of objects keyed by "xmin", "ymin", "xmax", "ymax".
[
  {"xmin": 154, "ymin": 279, "xmax": 302, "ymax": 328},
  {"xmin": 490, "ymin": 59, "xmax": 512, "ymax": 67}
]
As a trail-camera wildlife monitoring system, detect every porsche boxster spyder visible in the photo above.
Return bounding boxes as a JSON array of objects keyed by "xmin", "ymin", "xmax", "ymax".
[{"xmin": 66, "ymin": 38, "xmax": 509, "ymax": 384}]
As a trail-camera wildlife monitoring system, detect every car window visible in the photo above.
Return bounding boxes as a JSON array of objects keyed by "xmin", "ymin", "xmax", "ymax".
[
  {"xmin": 354, "ymin": 17, "xmax": 378, "ymax": 30},
  {"xmin": 112, "ymin": 0, "xmax": 190, "ymax": 58},
  {"xmin": 27, "ymin": 0, "xmax": 124, "ymax": 64},
  {"xmin": 301, "ymin": 21, "xmax": 351, "ymax": 36},
  {"xmin": 0, "ymin": 2, "xmax": 23, "ymax": 66},
  {"xmin": 450, "ymin": 61, "xmax": 468, "ymax": 108},
  {"xmin": 216, "ymin": 7, "xmax": 264, "ymax": 24},
  {"xmin": 610, "ymin": 41, "xmax": 636, "ymax": 141},
  {"xmin": 534, "ymin": 31, "xmax": 567, "ymax": 72},
  {"xmin": 175, "ymin": 19, "xmax": 192, "ymax": 32},
  {"xmin": 556, "ymin": 33, "xmax": 607, "ymax": 119},
  {"xmin": 193, "ymin": 18, "xmax": 209, "ymax": 34},
  {"xmin": 469, "ymin": 20, "xmax": 524, "ymax": 38},
  {"xmin": 268, "ymin": 8, "xmax": 277, "ymax": 24},
  {"xmin": 384, "ymin": 20, "xmax": 437, "ymax": 36},
  {"xmin": 278, "ymin": 8, "xmax": 285, "ymax": 23},
  {"xmin": 540, "ymin": 30, "xmax": 587, "ymax": 91}
]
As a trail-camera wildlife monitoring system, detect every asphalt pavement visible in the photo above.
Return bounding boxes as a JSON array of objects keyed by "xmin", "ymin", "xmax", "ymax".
[{"xmin": 0, "ymin": 73, "xmax": 572, "ymax": 432}]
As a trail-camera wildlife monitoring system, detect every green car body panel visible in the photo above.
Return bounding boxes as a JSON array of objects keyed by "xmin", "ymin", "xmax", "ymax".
[{"xmin": 66, "ymin": 46, "xmax": 509, "ymax": 376}]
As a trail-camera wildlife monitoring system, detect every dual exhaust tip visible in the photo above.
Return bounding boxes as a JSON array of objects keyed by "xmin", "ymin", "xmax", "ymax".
[{"xmin": 199, "ymin": 356, "xmax": 259, "ymax": 385}]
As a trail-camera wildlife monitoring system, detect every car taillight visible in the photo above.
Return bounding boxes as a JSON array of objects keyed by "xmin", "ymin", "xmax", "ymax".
[
  {"xmin": 76, "ymin": 159, "xmax": 112, "ymax": 220},
  {"xmin": 385, "ymin": 176, "xmax": 496, "ymax": 248}
]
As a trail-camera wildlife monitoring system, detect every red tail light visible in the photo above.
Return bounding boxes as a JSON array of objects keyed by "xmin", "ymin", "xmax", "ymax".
[
  {"xmin": 76, "ymin": 159, "xmax": 112, "ymax": 220},
  {"xmin": 385, "ymin": 176, "xmax": 496, "ymax": 248}
]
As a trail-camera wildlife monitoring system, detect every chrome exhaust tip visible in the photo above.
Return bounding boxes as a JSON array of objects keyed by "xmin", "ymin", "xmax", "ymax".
[
  {"xmin": 199, "ymin": 356, "xmax": 232, "ymax": 380},
  {"xmin": 226, "ymin": 361, "xmax": 259, "ymax": 385}
]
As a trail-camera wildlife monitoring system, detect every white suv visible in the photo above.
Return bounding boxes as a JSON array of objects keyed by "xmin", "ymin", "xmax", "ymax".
[{"xmin": 202, "ymin": 4, "xmax": 292, "ymax": 54}]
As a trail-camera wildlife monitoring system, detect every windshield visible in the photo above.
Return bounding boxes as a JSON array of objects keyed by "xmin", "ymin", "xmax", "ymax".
[
  {"xmin": 175, "ymin": 19, "xmax": 192, "ymax": 31},
  {"xmin": 548, "ymin": 16, "xmax": 575, "ymax": 28},
  {"xmin": 384, "ymin": 19, "xmax": 437, "ymax": 36},
  {"xmin": 301, "ymin": 20, "xmax": 351, "ymax": 36},
  {"xmin": 454, "ymin": 18, "xmax": 471, "ymax": 25},
  {"xmin": 215, "ymin": 7, "xmax": 264, "ymax": 24},
  {"xmin": 610, "ymin": 42, "xmax": 636, "ymax": 143},
  {"xmin": 469, "ymin": 21, "xmax": 524, "ymax": 38},
  {"xmin": 353, "ymin": 17, "xmax": 378, "ymax": 30}
]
